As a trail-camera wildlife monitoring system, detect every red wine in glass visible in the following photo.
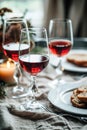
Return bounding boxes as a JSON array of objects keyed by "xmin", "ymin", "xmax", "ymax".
[
  {"xmin": 49, "ymin": 39, "xmax": 72, "ymax": 57},
  {"xmin": 2, "ymin": 17, "xmax": 29, "ymax": 99},
  {"xmin": 19, "ymin": 54, "xmax": 49, "ymax": 76},
  {"xmin": 19, "ymin": 27, "xmax": 49, "ymax": 110},
  {"xmin": 3, "ymin": 43, "xmax": 29, "ymax": 62}
]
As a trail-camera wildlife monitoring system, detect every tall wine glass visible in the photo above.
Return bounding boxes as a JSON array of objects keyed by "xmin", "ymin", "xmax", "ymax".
[
  {"xmin": 19, "ymin": 27, "xmax": 49, "ymax": 110},
  {"xmin": 49, "ymin": 19, "xmax": 73, "ymax": 85},
  {"xmin": 2, "ymin": 17, "xmax": 29, "ymax": 98}
]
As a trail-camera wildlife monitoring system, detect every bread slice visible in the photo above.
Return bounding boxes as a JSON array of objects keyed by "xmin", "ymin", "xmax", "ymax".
[
  {"xmin": 71, "ymin": 96, "xmax": 87, "ymax": 108},
  {"xmin": 77, "ymin": 86, "xmax": 87, "ymax": 93},
  {"xmin": 71, "ymin": 89, "xmax": 78, "ymax": 100},
  {"xmin": 71, "ymin": 88, "xmax": 87, "ymax": 108},
  {"xmin": 78, "ymin": 92, "xmax": 87, "ymax": 103},
  {"xmin": 67, "ymin": 54, "xmax": 87, "ymax": 67}
]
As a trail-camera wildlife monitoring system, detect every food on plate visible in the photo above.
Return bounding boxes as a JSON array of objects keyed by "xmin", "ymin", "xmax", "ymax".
[
  {"xmin": 77, "ymin": 85, "xmax": 87, "ymax": 93},
  {"xmin": 67, "ymin": 54, "xmax": 87, "ymax": 67},
  {"xmin": 78, "ymin": 92, "xmax": 87, "ymax": 103},
  {"xmin": 71, "ymin": 86, "xmax": 87, "ymax": 108},
  {"xmin": 71, "ymin": 95, "xmax": 87, "ymax": 108}
]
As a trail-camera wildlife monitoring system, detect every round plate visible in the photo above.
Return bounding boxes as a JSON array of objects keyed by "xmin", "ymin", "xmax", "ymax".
[{"xmin": 48, "ymin": 78, "xmax": 87, "ymax": 115}]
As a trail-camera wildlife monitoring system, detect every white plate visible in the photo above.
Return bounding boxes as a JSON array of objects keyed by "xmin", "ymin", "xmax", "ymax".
[
  {"xmin": 62, "ymin": 49, "xmax": 87, "ymax": 73},
  {"xmin": 48, "ymin": 78, "xmax": 87, "ymax": 115}
]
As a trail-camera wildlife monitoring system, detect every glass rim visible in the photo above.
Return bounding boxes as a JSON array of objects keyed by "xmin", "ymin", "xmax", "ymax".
[
  {"xmin": 21, "ymin": 27, "xmax": 47, "ymax": 33},
  {"xmin": 4, "ymin": 17, "xmax": 25, "ymax": 23},
  {"xmin": 50, "ymin": 18, "xmax": 72, "ymax": 23}
]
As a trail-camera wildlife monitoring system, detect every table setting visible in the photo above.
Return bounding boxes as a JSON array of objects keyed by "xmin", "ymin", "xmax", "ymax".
[
  {"xmin": 0, "ymin": 17, "xmax": 87, "ymax": 130},
  {"xmin": 1, "ymin": 65, "xmax": 87, "ymax": 130}
]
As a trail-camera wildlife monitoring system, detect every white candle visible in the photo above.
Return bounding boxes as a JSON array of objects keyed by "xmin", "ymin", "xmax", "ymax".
[{"xmin": 0, "ymin": 59, "xmax": 16, "ymax": 84}]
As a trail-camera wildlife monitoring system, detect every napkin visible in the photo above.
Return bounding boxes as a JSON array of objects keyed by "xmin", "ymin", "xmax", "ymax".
[
  {"xmin": 1, "ymin": 98, "xmax": 85, "ymax": 130},
  {"xmin": 0, "ymin": 98, "xmax": 72, "ymax": 130}
]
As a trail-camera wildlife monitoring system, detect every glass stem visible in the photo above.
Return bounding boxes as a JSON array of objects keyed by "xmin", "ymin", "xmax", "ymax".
[
  {"xmin": 55, "ymin": 57, "xmax": 63, "ymax": 75},
  {"xmin": 31, "ymin": 76, "xmax": 38, "ymax": 101},
  {"xmin": 14, "ymin": 62, "xmax": 22, "ymax": 90},
  {"xmin": 58, "ymin": 57, "xmax": 62, "ymax": 70}
]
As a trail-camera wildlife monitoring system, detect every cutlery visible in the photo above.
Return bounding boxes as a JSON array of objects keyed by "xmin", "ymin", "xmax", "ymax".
[
  {"xmin": 60, "ymin": 113, "xmax": 87, "ymax": 123},
  {"xmin": 40, "ymin": 105, "xmax": 87, "ymax": 123}
]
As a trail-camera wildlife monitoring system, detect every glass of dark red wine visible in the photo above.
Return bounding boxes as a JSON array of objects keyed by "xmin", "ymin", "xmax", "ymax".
[
  {"xmin": 19, "ymin": 27, "xmax": 49, "ymax": 110},
  {"xmin": 49, "ymin": 19, "xmax": 73, "ymax": 85},
  {"xmin": 2, "ymin": 17, "xmax": 29, "ymax": 98}
]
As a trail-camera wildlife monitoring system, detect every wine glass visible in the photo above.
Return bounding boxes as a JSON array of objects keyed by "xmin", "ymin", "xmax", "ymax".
[
  {"xmin": 48, "ymin": 19, "xmax": 73, "ymax": 85},
  {"xmin": 19, "ymin": 27, "xmax": 49, "ymax": 110},
  {"xmin": 2, "ymin": 17, "xmax": 29, "ymax": 98}
]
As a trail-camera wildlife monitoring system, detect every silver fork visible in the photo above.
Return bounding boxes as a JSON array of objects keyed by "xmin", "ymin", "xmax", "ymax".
[
  {"xmin": 40, "ymin": 105, "xmax": 55, "ymax": 113},
  {"xmin": 39, "ymin": 103, "xmax": 87, "ymax": 123},
  {"xmin": 59, "ymin": 113, "xmax": 87, "ymax": 123},
  {"xmin": 40, "ymin": 106, "xmax": 87, "ymax": 123}
]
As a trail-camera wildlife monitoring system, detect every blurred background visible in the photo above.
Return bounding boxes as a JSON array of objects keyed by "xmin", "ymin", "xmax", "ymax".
[{"xmin": 0, "ymin": 0, "xmax": 87, "ymax": 38}]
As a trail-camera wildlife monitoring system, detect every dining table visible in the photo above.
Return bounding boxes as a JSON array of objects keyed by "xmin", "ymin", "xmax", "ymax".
[{"xmin": 0, "ymin": 38, "xmax": 87, "ymax": 130}]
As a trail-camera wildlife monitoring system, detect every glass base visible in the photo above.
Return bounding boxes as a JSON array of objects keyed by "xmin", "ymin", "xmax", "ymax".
[
  {"xmin": 20, "ymin": 100, "xmax": 44, "ymax": 111},
  {"xmin": 55, "ymin": 68, "xmax": 63, "ymax": 75},
  {"xmin": 12, "ymin": 85, "xmax": 28, "ymax": 99},
  {"xmin": 48, "ymin": 78, "xmax": 66, "ymax": 88}
]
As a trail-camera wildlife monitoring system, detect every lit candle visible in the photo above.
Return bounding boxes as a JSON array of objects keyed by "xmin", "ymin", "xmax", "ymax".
[{"xmin": 0, "ymin": 59, "xmax": 16, "ymax": 84}]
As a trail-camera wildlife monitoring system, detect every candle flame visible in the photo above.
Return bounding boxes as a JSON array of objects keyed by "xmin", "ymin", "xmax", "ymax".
[{"xmin": 7, "ymin": 58, "xmax": 11, "ymax": 68}]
